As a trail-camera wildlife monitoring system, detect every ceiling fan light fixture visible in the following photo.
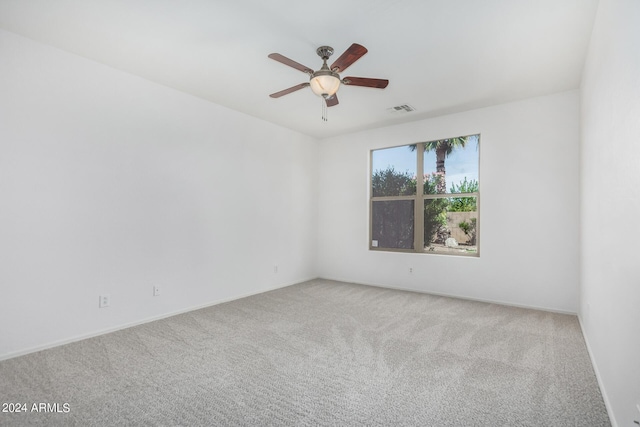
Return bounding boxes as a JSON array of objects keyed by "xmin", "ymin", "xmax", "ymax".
[{"xmin": 309, "ymin": 71, "xmax": 341, "ymax": 98}]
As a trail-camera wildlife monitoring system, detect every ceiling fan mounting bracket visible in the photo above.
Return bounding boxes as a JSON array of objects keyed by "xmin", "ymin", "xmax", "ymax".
[{"xmin": 316, "ymin": 46, "xmax": 334, "ymax": 60}]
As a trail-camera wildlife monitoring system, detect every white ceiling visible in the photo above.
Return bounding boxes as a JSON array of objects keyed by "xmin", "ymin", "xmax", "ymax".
[{"xmin": 0, "ymin": 0, "xmax": 599, "ymax": 139}]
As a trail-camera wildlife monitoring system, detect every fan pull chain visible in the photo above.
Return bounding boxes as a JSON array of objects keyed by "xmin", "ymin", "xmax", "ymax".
[{"xmin": 321, "ymin": 97, "xmax": 328, "ymax": 122}]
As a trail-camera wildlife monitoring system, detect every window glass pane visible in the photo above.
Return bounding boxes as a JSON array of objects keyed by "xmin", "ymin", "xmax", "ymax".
[
  {"xmin": 424, "ymin": 197, "xmax": 478, "ymax": 256},
  {"xmin": 423, "ymin": 134, "xmax": 479, "ymax": 195},
  {"xmin": 372, "ymin": 200, "xmax": 414, "ymax": 249},
  {"xmin": 371, "ymin": 146, "xmax": 417, "ymax": 196}
]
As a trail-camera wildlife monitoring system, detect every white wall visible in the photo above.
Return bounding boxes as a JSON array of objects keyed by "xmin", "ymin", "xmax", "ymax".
[
  {"xmin": 317, "ymin": 91, "xmax": 580, "ymax": 313},
  {"xmin": 0, "ymin": 29, "xmax": 318, "ymax": 359},
  {"xmin": 580, "ymin": 0, "xmax": 640, "ymax": 425}
]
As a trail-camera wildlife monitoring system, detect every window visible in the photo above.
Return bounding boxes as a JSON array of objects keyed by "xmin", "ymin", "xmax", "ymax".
[{"xmin": 370, "ymin": 134, "xmax": 480, "ymax": 256}]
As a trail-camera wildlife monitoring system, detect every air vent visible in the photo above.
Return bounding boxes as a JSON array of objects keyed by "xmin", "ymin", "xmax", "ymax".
[{"xmin": 388, "ymin": 104, "xmax": 416, "ymax": 113}]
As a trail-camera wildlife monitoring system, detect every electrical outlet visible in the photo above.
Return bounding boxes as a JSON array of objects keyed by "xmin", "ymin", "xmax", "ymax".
[
  {"xmin": 409, "ymin": 267, "xmax": 413, "ymax": 274},
  {"xmin": 99, "ymin": 294, "xmax": 110, "ymax": 308},
  {"xmin": 274, "ymin": 265, "xmax": 278, "ymax": 273},
  {"xmin": 153, "ymin": 285, "xmax": 160, "ymax": 297}
]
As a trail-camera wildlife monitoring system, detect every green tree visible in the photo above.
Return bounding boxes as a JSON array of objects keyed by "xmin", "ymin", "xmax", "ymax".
[
  {"xmin": 371, "ymin": 166, "xmax": 415, "ymax": 197},
  {"xmin": 423, "ymin": 173, "xmax": 449, "ymax": 246},
  {"xmin": 449, "ymin": 177, "xmax": 478, "ymax": 212},
  {"xmin": 458, "ymin": 218, "xmax": 477, "ymax": 245},
  {"xmin": 371, "ymin": 167, "xmax": 416, "ymax": 249},
  {"xmin": 449, "ymin": 176, "xmax": 478, "ymax": 194}
]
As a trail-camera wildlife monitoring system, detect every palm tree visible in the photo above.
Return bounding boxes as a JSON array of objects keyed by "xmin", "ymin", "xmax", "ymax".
[
  {"xmin": 426, "ymin": 137, "xmax": 467, "ymax": 177},
  {"xmin": 411, "ymin": 137, "xmax": 468, "ymax": 193},
  {"xmin": 410, "ymin": 136, "xmax": 469, "ymax": 246}
]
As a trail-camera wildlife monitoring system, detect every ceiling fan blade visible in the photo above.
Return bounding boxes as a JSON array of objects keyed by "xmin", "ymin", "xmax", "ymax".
[
  {"xmin": 269, "ymin": 83, "xmax": 310, "ymax": 98},
  {"xmin": 330, "ymin": 43, "xmax": 368, "ymax": 73},
  {"xmin": 268, "ymin": 53, "xmax": 314, "ymax": 74},
  {"xmin": 325, "ymin": 94, "xmax": 339, "ymax": 107},
  {"xmin": 342, "ymin": 77, "xmax": 389, "ymax": 89}
]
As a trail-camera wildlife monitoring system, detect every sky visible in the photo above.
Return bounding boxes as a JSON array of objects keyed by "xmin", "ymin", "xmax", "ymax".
[{"xmin": 371, "ymin": 135, "xmax": 480, "ymax": 191}]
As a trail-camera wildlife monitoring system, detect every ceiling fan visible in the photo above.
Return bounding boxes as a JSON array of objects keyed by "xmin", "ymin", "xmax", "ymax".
[{"xmin": 268, "ymin": 43, "xmax": 389, "ymax": 110}]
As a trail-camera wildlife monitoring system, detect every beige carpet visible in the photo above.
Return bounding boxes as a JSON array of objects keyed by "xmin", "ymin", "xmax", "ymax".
[{"xmin": 0, "ymin": 279, "xmax": 609, "ymax": 426}]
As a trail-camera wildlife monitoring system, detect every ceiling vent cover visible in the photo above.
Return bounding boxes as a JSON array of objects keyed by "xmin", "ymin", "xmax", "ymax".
[{"xmin": 389, "ymin": 104, "xmax": 415, "ymax": 113}]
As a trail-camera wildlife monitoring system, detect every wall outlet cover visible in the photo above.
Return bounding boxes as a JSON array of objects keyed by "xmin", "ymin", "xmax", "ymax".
[{"xmin": 99, "ymin": 294, "xmax": 110, "ymax": 308}]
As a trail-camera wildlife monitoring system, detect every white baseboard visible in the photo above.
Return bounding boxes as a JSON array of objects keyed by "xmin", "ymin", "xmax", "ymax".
[
  {"xmin": 0, "ymin": 276, "xmax": 316, "ymax": 362},
  {"xmin": 318, "ymin": 276, "xmax": 577, "ymax": 315},
  {"xmin": 578, "ymin": 315, "xmax": 617, "ymax": 427}
]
